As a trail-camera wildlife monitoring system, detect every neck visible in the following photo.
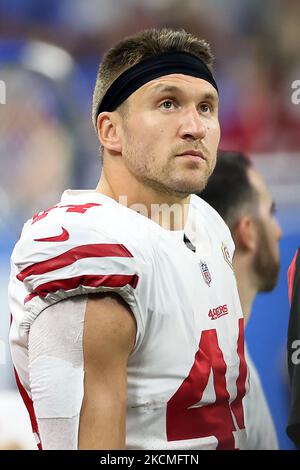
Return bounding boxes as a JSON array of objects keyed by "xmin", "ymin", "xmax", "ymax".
[
  {"xmin": 233, "ymin": 253, "xmax": 257, "ymax": 325},
  {"xmin": 96, "ymin": 160, "xmax": 190, "ymax": 231}
]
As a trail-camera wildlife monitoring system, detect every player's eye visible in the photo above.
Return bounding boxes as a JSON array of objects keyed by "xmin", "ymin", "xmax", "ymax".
[
  {"xmin": 160, "ymin": 100, "xmax": 175, "ymax": 110},
  {"xmin": 200, "ymin": 103, "xmax": 211, "ymax": 113}
]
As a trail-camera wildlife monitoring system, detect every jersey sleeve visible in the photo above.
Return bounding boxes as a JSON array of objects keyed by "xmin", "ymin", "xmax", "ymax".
[
  {"xmin": 287, "ymin": 247, "xmax": 300, "ymax": 448},
  {"xmin": 11, "ymin": 211, "xmax": 151, "ymax": 350}
]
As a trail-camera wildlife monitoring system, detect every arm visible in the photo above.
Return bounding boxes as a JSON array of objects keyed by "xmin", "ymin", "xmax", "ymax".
[
  {"xmin": 78, "ymin": 293, "xmax": 136, "ymax": 449},
  {"xmin": 28, "ymin": 293, "xmax": 136, "ymax": 450}
]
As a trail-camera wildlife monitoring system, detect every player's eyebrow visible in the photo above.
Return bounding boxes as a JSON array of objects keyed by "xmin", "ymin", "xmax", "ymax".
[
  {"xmin": 149, "ymin": 84, "xmax": 181, "ymax": 95},
  {"xmin": 201, "ymin": 91, "xmax": 219, "ymax": 103},
  {"xmin": 149, "ymin": 83, "xmax": 219, "ymax": 102}
]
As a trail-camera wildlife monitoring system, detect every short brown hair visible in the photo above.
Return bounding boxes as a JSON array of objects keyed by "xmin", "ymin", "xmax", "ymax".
[{"xmin": 92, "ymin": 28, "xmax": 214, "ymax": 131}]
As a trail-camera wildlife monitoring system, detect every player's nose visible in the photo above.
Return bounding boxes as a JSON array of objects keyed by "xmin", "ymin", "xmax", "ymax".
[{"xmin": 178, "ymin": 105, "xmax": 207, "ymax": 141}]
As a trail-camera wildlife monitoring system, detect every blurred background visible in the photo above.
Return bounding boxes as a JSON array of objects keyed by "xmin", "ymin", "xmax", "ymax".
[{"xmin": 0, "ymin": 0, "xmax": 299, "ymax": 449}]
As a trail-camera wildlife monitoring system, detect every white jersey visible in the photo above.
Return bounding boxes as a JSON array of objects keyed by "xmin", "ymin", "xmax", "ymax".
[
  {"xmin": 244, "ymin": 346, "xmax": 278, "ymax": 449},
  {"xmin": 9, "ymin": 190, "xmax": 249, "ymax": 450}
]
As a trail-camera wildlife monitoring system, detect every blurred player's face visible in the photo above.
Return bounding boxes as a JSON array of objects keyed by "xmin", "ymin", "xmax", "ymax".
[
  {"xmin": 248, "ymin": 168, "xmax": 282, "ymax": 292},
  {"xmin": 118, "ymin": 74, "xmax": 220, "ymax": 197}
]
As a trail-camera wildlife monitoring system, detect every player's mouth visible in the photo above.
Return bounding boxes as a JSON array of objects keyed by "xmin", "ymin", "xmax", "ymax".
[{"xmin": 176, "ymin": 150, "xmax": 206, "ymax": 162}]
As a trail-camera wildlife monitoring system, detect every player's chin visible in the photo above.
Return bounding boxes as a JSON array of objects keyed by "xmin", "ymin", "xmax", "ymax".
[{"xmin": 171, "ymin": 174, "xmax": 210, "ymax": 195}]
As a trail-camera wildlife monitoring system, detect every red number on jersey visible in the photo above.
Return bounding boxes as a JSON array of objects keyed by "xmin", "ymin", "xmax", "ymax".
[
  {"xmin": 32, "ymin": 203, "xmax": 101, "ymax": 224},
  {"xmin": 166, "ymin": 319, "xmax": 247, "ymax": 449}
]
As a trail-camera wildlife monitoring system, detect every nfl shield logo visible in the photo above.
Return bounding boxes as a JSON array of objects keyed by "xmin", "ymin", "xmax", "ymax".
[{"xmin": 200, "ymin": 260, "xmax": 211, "ymax": 286}]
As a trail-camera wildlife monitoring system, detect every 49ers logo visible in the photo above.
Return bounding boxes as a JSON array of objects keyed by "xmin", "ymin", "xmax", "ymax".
[{"xmin": 208, "ymin": 304, "xmax": 228, "ymax": 320}]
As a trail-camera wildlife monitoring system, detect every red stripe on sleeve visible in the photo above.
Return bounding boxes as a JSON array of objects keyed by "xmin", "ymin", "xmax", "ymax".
[
  {"xmin": 24, "ymin": 293, "xmax": 39, "ymax": 304},
  {"xmin": 17, "ymin": 243, "xmax": 134, "ymax": 282},
  {"xmin": 31, "ymin": 273, "xmax": 139, "ymax": 299},
  {"xmin": 288, "ymin": 248, "xmax": 299, "ymax": 304}
]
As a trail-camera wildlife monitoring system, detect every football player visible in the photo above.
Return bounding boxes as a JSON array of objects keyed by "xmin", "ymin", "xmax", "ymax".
[{"xmin": 9, "ymin": 28, "xmax": 248, "ymax": 450}]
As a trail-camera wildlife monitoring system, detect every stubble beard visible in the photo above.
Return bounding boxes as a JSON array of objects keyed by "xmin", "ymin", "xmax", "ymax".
[
  {"xmin": 123, "ymin": 139, "xmax": 215, "ymax": 198},
  {"xmin": 253, "ymin": 220, "xmax": 280, "ymax": 292}
]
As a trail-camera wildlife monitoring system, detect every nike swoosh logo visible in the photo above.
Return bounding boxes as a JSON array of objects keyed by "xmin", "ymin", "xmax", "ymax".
[{"xmin": 34, "ymin": 227, "xmax": 70, "ymax": 242}]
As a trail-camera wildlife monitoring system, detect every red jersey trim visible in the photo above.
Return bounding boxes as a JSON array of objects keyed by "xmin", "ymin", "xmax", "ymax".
[
  {"xmin": 13, "ymin": 367, "xmax": 42, "ymax": 450},
  {"xmin": 17, "ymin": 243, "xmax": 134, "ymax": 282},
  {"xmin": 26, "ymin": 273, "xmax": 139, "ymax": 300},
  {"xmin": 24, "ymin": 293, "xmax": 39, "ymax": 304},
  {"xmin": 288, "ymin": 248, "xmax": 299, "ymax": 304}
]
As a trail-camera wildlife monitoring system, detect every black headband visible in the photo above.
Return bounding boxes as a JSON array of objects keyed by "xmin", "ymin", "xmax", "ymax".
[{"xmin": 96, "ymin": 50, "xmax": 218, "ymax": 117}]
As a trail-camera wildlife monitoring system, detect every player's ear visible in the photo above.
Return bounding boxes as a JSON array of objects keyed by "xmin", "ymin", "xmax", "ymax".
[
  {"xmin": 234, "ymin": 216, "xmax": 257, "ymax": 253},
  {"xmin": 96, "ymin": 112, "xmax": 122, "ymax": 154}
]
